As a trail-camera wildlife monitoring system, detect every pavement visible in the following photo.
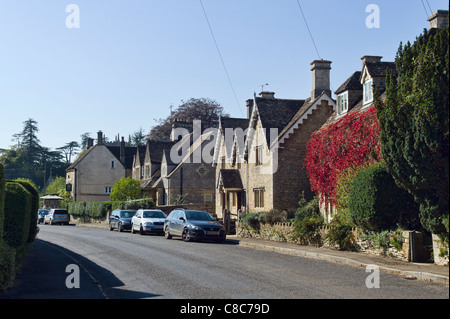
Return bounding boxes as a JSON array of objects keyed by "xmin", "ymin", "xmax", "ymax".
[{"xmin": 75, "ymin": 222, "xmax": 449, "ymax": 286}]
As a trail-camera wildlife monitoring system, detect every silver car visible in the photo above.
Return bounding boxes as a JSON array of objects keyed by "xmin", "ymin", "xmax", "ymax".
[
  {"xmin": 43, "ymin": 209, "xmax": 70, "ymax": 225},
  {"xmin": 131, "ymin": 209, "xmax": 166, "ymax": 235}
]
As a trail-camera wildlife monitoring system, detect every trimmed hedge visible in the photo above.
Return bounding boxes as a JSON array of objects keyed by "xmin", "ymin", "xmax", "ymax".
[
  {"xmin": 0, "ymin": 241, "xmax": 15, "ymax": 290},
  {"xmin": 3, "ymin": 182, "xmax": 32, "ymax": 249},
  {"xmin": 68, "ymin": 198, "xmax": 155, "ymax": 220},
  {"xmin": 348, "ymin": 163, "xmax": 420, "ymax": 231},
  {"xmin": 0, "ymin": 164, "xmax": 5, "ymax": 239},
  {"xmin": 15, "ymin": 180, "xmax": 39, "ymax": 243}
]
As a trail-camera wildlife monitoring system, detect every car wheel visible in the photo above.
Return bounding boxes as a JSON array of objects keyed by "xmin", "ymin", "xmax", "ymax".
[
  {"xmin": 182, "ymin": 228, "xmax": 193, "ymax": 242},
  {"xmin": 139, "ymin": 225, "xmax": 145, "ymax": 235},
  {"xmin": 164, "ymin": 226, "xmax": 172, "ymax": 239},
  {"xmin": 109, "ymin": 223, "xmax": 114, "ymax": 231}
]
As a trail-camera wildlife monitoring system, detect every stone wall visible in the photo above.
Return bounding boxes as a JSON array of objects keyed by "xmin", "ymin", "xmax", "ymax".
[
  {"xmin": 237, "ymin": 222, "xmax": 433, "ymax": 263},
  {"xmin": 432, "ymin": 234, "xmax": 449, "ymax": 266}
]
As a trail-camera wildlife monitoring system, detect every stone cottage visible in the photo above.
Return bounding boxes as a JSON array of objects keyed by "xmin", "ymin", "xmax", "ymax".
[
  {"xmin": 66, "ymin": 131, "xmax": 137, "ymax": 202},
  {"xmin": 214, "ymin": 59, "xmax": 336, "ymax": 219}
]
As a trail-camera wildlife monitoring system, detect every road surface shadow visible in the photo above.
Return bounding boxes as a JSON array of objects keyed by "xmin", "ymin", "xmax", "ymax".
[{"xmin": 0, "ymin": 239, "xmax": 161, "ymax": 299}]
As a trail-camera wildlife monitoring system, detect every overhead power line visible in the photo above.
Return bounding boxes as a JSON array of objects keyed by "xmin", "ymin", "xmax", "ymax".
[
  {"xmin": 295, "ymin": 0, "xmax": 321, "ymax": 60},
  {"xmin": 199, "ymin": 0, "xmax": 244, "ymax": 116}
]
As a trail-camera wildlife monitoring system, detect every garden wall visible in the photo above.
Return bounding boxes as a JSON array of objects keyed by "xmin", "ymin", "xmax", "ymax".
[{"xmin": 237, "ymin": 222, "xmax": 435, "ymax": 263}]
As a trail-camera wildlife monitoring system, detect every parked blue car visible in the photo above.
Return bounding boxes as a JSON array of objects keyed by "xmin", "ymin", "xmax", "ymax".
[{"xmin": 109, "ymin": 209, "xmax": 136, "ymax": 232}]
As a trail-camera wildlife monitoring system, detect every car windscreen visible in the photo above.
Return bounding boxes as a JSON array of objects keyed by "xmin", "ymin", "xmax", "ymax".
[
  {"xmin": 185, "ymin": 211, "xmax": 215, "ymax": 221},
  {"xmin": 142, "ymin": 211, "xmax": 166, "ymax": 218},
  {"xmin": 54, "ymin": 210, "xmax": 68, "ymax": 215},
  {"xmin": 119, "ymin": 211, "xmax": 136, "ymax": 218},
  {"xmin": 39, "ymin": 210, "xmax": 49, "ymax": 214}
]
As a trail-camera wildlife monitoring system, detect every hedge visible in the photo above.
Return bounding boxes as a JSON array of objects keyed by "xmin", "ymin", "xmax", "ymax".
[
  {"xmin": 68, "ymin": 198, "xmax": 155, "ymax": 219},
  {"xmin": 3, "ymin": 182, "xmax": 32, "ymax": 249},
  {"xmin": 0, "ymin": 164, "xmax": 5, "ymax": 239},
  {"xmin": 15, "ymin": 180, "xmax": 39, "ymax": 243},
  {"xmin": 348, "ymin": 163, "xmax": 420, "ymax": 231}
]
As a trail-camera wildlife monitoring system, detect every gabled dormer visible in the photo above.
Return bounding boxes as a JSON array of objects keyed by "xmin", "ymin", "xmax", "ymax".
[
  {"xmin": 360, "ymin": 56, "xmax": 396, "ymax": 108},
  {"xmin": 334, "ymin": 71, "xmax": 363, "ymax": 117}
]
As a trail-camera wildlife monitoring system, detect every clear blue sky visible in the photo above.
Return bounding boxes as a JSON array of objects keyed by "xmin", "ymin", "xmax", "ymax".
[{"xmin": 0, "ymin": 0, "xmax": 448, "ymax": 151}]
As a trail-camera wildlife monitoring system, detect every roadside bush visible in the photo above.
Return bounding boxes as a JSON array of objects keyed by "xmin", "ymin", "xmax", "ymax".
[
  {"xmin": 325, "ymin": 214, "xmax": 355, "ymax": 251},
  {"xmin": 294, "ymin": 195, "xmax": 321, "ymax": 221},
  {"xmin": 241, "ymin": 212, "xmax": 262, "ymax": 231},
  {"xmin": 0, "ymin": 241, "xmax": 15, "ymax": 290},
  {"xmin": 68, "ymin": 198, "xmax": 156, "ymax": 220},
  {"xmin": 3, "ymin": 182, "xmax": 32, "ymax": 249},
  {"xmin": 292, "ymin": 216, "xmax": 324, "ymax": 245},
  {"xmin": 15, "ymin": 179, "xmax": 39, "ymax": 243},
  {"xmin": 348, "ymin": 163, "xmax": 420, "ymax": 232},
  {"xmin": 260, "ymin": 209, "xmax": 287, "ymax": 225},
  {"xmin": 0, "ymin": 164, "xmax": 5, "ymax": 239}
]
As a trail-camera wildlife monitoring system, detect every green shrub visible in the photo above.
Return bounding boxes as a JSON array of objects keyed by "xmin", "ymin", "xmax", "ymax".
[
  {"xmin": 0, "ymin": 241, "xmax": 15, "ymax": 290},
  {"xmin": 15, "ymin": 179, "xmax": 39, "ymax": 243},
  {"xmin": 292, "ymin": 216, "xmax": 324, "ymax": 245},
  {"xmin": 241, "ymin": 212, "xmax": 262, "ymax": 231},
  {"xmin": 0, "ymin": 164, "xmax": 5, "ymax": 239},
  {"xmin": 294, "ymin": 194, "xmax": 321, "ymax": 221},
  {"xmin": 348, "ymin": 163, "xmax": 420, "ymax": 232},
  {"xmin": 325, "ymin": 213, "xmax": 355, "ymax": 251},
  {"xmin": 260, "ymin": 209, "xmax": 287, "ymax": 225},
  {"xmin": 3, "ymin": 182, "xmax": 32, "ymax": 249}
]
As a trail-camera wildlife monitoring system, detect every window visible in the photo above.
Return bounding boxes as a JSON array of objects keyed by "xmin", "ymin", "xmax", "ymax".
[
  {"xmin": 337, "ymin": 92, "xmax": 348, "ymax": 115},
  {"xmin": 364, "ymin": 80, "xmax": 373, "ymax": 104},
  {"xmin": 204, "ymin": 194, "xmax": 213, "ymax": 203},
  {"xmin": 105, "ymin": 187, "xmax": 112, "ymax": 194},
  {"xmin": 111, "ymin": 161, "xmax": 115, "ymax": 169},
  {"xmin": 144, "ymin": 164, "xmax": 150, "ymax": 177},
  {"xmin": 254, "ymin": 188, "xmax": 264, "ymax": 208},
  {"xmin": 255, "ymin": 146, "xmax": 263, "ymax": 166}
]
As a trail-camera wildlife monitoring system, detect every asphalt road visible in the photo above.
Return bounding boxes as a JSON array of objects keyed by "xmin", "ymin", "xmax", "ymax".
[{"xmin": 2, "ymin": 224, "xmax": 448, "ymax": 300}]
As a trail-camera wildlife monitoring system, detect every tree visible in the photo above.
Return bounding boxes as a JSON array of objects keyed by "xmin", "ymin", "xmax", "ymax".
[
  {"xmin": 80, "ymin": 132, "xmax": 91, "ymax": 150},
  {"xmin": 131, "ymin": 127, "xmax": 146, "ymax": 146},
  {"xmin": 45, "ymin": 176, "xmax": 66, "ymax": 195},
  {"xmin": 57, "ymin": 141, "xmax": 80, "ymax": 164},
  {"xmin": 110, "ymin": 177, "xmax": 141, "ymax": 201},
  {"xmin": 13, "ymin": 118, "xmax": 42, "ymax": 166},
  {"xmin": 374, "ymin": 27, "xmax": 449, "ymax": 235},
  {"xmin": 148, "ymin": 98, "xmax": 229, "ymax": 141}
]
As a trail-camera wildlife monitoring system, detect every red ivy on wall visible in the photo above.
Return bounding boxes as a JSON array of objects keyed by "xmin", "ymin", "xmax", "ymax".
[{"xmin": 305, "ymin": 105, "xmax": 381, "ymax": 205}]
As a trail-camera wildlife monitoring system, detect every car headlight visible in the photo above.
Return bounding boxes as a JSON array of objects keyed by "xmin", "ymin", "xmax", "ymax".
[{"xmin": 189, "ymin": 225, "xmax": 202, "ymax": 230}]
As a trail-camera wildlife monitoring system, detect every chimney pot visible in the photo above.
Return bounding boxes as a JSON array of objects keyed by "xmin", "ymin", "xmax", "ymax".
[{"xmin": 258, "ymin": 91, "xmax": 275, "ymax": 99}]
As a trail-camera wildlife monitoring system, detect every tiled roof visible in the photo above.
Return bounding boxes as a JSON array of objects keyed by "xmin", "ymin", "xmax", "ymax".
[
  {"xmin": 219, "ymin": 169, "xmax": 243, "ymax": 189},
  {"xmin": 364, "ymin": 61, "xmax": 397, "ymax": 78},
  {"xmin": 335, "ymin": 71, "xmax": 362, "ymax": 94}
]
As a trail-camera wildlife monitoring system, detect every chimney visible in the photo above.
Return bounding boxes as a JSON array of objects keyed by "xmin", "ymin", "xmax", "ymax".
[
  {"xmin": 428, "ymin": 10, "xmax": 449, "ymax": 29},
  {"xmin": 246, "ymin": 99, "xmax": 253, "ymax": 119},
  {"xmin": 97, "ymin": 131, "xmax": 103, "ymax": 145},
  {"xmin": 361, "ymin": 55, "xmax": 383, "ymax": 66},
  {"xmin": 311, "ymin": 60, "xmax": 332, "ymax": 99},
  {"xmin": 258, "ymin": 91, "xmax": 275, "ymax": 99},
  {"xmin": 87, "ymin": 138, "xmax": 94, "ymax": 149},
  {"xmin": 171, "ymin": 118, "xmax": 192, "ymax": 142},
  {"xmin": 120, "ymin": 136, "xmax": 125, "ymax": 165}
]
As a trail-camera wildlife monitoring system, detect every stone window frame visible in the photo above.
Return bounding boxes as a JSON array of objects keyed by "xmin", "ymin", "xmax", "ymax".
[
  {"xmin": 254, "ymin": 188, "xmax": 265, "ymax": 208},
  {"xmin": 363, "ymin": 79, "xmax": 373, "ymax": 105}
]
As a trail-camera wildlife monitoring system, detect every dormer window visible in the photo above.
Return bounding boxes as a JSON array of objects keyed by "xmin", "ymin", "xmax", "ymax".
[
  {"xmin": 337, "ymin": 92, "xmax": 348, "ymax": 115},
  {"xmin": 363, "ymin": 79, "xmax": 373, "ymax": 105}
]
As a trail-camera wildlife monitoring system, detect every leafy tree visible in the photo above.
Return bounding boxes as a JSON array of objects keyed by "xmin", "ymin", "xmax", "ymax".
[
  {"xmin": 375, "ymin": 27, "xmax": 449, "ymax": 235},
  {"xmin": 110, "ymin": 177, "xmax": 141, "ymax": 201},
  {"xmin": 80, "ymin": 132, "xmax": 91, "ymax": 150},
  {"xmin": 148, "ymin": 98, "xmax": 229, "ymax": 141},
  {"xmin": 45, "ymin": 176, "xmax": 66, "ymax": 195}
]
